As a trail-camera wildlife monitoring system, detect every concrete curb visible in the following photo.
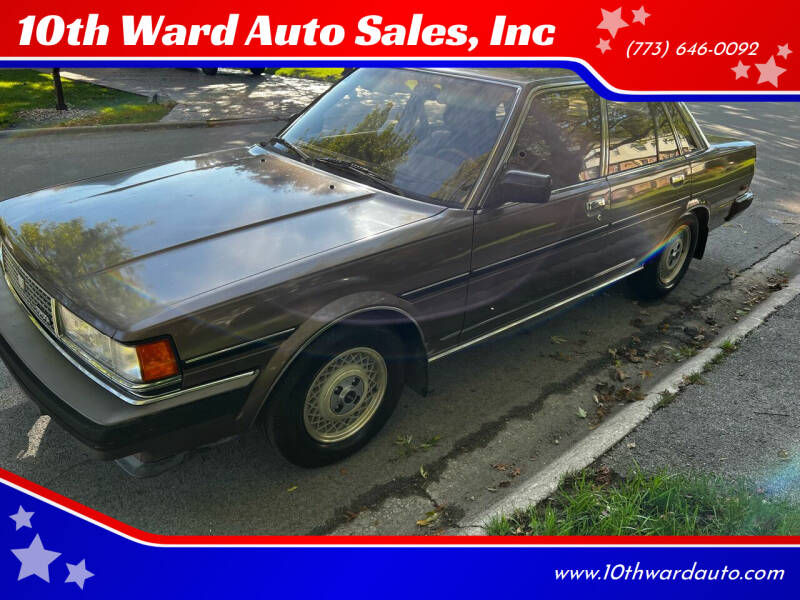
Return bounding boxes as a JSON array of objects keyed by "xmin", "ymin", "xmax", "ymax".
[
  {"xmin": 456, "ymin": 237, "xmax": 800, "ymax": 535},
  {"xmin": 0, "ymin": 115, "xmax": 286, "ymax": 139}
]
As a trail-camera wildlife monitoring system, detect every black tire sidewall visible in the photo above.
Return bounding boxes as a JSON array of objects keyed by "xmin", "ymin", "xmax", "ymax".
[{"xmin": 266, "ymin": 327, "xmax": 405, "ymax": 467}]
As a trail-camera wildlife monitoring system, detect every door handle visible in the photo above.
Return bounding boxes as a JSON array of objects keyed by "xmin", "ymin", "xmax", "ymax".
[
  {"xmin": 671, "ymin": 173, "xmax": 686, "ymax": 186},
  {"xmin": 585, "ymin": 197, "xmax": 607, "ymax": 212}
]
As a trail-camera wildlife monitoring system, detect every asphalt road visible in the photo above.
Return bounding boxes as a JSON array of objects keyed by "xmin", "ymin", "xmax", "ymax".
[{"xmin": 0, "ymin": 103, "xmax": 799, "ymax": 535}]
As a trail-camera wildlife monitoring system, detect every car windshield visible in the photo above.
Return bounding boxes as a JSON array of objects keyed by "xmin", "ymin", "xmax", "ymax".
[{"xmin": 280, "ymin": 69, "xmax": 518, "ymax": 206}]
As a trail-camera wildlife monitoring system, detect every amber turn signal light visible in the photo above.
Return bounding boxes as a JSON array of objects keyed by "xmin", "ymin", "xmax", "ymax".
[{"xmin": 135, "ymin": 339, "xmax": 179, "ymax": 382}]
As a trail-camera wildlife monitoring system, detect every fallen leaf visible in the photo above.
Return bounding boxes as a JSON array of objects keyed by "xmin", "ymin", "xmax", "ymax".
[
  {"xmin": 416, "ymin": 510, "xmax": 441, "ymax": 527},
  {"xmin": 419, "ymin": 464, "xmax": 428, "ymax": 479},
  {"xmin": 551, "ymin": 335, "xmax": 568, "ymax": 344},
  {"xmin": 492, "ymin": 463, "xmax": 508, "ymax": 472},
  {"xmin": 627, "ymin": 442, "xmax": 636, "ymax": 449},
  {"xmin": 287, "ymin": 486, "xmax": 298, "ymax": 493},
  {"xmin": 576, "ymin": 407, "xmax": 587, "ymax": 419}
]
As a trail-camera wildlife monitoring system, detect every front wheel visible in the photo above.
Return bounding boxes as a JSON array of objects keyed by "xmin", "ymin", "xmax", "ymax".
[
  {"xmin": 629, "ymin": 214, "xmax": 699, "ymax": 300},
  {"xmin": 201, "ymin": 68, "xmax": 218, "ymax": 75},
  {"xmin": 264, "ymin": 327, "xmax": 405, "ymax": 467}
]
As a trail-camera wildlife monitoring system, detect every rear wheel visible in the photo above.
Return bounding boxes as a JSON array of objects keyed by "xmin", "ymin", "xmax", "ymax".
[
  {"xmin": 265, "ymin": 327, "xmax": 405, "ymax": 467},
  {"xmin": 629, "ymin": 214, "xmax": 699, "ymax": 300},
  {"xmin": 249, "ymin": 68, "xmax": 265, "ymax": 75}
]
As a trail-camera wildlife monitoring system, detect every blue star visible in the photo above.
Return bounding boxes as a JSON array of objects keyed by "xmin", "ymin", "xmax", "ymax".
[
  {"xmin": 9, "ymin": 506, "xmax": 34, "ymax": 530},
  {"xmin": 10, "ymin": 534, "xmax": 61, "ymax": 582},
  {"xmin": 65, "ymin": 559, "xmax": 94, "ymax": 590}
]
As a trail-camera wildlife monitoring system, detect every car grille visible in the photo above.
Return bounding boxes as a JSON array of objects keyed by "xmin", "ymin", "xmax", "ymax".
[{"xmin": 2, "ymin": 244, "xmax": 56, "ymax": 333}]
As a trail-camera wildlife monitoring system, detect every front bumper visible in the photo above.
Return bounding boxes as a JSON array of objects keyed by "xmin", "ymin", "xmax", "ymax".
[{"xmin": 0, "ymin": 281, "xmax": 251, "ymax": 460}]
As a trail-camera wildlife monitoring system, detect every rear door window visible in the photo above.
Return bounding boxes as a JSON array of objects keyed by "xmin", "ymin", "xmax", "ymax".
[{"xmin": 606, "ymin": 102, "xmax": 658, "ymax": 174}]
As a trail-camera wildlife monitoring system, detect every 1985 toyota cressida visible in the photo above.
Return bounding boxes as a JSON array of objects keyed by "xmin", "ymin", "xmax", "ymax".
[{"xmin": 0, "ymin": 68, "xmax": 755, "ymax": 473}]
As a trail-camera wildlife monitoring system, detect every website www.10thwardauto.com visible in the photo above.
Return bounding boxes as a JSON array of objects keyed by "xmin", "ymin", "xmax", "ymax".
[{"xmin": 555, "ymin": 562, "xmax": 785, "ymax": 583}]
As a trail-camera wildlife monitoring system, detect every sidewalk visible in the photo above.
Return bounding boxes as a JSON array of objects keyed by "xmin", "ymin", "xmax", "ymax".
[
  {"xmin": 51, "ymin": 68, "xmax": 333, "ymax": 122},
  {"xmin": 601, "ymin": 294, "xmax": 800, "ymax": 502}
]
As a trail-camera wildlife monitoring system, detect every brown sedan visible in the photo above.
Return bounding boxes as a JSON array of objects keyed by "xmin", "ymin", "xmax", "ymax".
[{"xmin": 0, "ymin": 68, "xmax": 755, "ymax": 473}]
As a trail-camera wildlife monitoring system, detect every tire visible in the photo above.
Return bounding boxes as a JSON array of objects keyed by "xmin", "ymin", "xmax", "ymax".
[
  {"xmin": 629, "ymin": 213, "xmax": 699, "ymax": 300},
  {"xmin": 201, "ymin": 68, "xmax": 218, "ymax": 75},
  {"xmin": 265, "ymin": 327, "xmax": 405, "ymax": 467},
  {"xmin": 249, "ymin": 68, "xmax": 265, "ymax": 75}
]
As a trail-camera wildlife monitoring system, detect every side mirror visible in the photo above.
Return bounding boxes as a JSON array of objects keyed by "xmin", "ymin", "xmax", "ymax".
[{"xmin": 486, "ymin": 170, "xmax": 552, "ymax": 209}]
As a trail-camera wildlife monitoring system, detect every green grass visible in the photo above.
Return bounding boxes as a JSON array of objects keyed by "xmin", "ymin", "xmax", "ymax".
[
  {"xmin": 0, "ymin": 69, "xmax": 172, "ymax": 129},
  {"xmin": 655, "ymin": 389, "xmax": 677, "ymax": 409},
  {"xmin": 273, "ymin": 68, "xmax": 344, "ymax": 82},
  {"xmin": 486, "ymin": 469, "xmax": 800, "ymax": 535},
  {"xmin": 56, "ymin": 103, "xmax": 174, "ymax": 127}
]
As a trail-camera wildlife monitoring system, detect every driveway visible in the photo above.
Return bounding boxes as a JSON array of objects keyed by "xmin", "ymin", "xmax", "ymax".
[
  {"xmin": 0, "ymin": 102, "xmax": 799, "ymax": 536},
  {"xmin": 52, "ymin": 68, "xmax": 332, "ymax": 121}
]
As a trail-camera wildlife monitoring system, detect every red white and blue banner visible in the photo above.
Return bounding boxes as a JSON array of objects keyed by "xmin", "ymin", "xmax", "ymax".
[
  {"xmin": 1, "ymin": 467, "xmax": 799, "ymax": 597},
  {"xmin": 0, "ymin": 1, "xmax": 799, "ymax": 98}
]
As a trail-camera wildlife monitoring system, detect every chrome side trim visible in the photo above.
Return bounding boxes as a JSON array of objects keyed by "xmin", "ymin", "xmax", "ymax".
[
  {"xmin": 4, "ymin": 273, "xmax": 257, "ymax": 406},
  {"xmin": 400, "ymin": 272, "xmax": 470, "ymax": 300},
  {"xmin": 609, "ymin": 195, "xmax": 689, "ymax": 226},
  {"xmin": 428, "ymin": 266, "xmax": 643, "ymax": 363},
  {"xmin": 184, "ymin": 328, "xmax": 296, "ymax": 366},
  {"xmin": 472, "ymin": 224, "xmax": 609, "ymax": 276},
  {"xmin": 612, "ymin": 204, "xmax": 684, "ymax": 233}
]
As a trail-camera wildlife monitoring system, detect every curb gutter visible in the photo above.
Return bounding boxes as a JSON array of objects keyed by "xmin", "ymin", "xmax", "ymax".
[{"xmin": 456, "ymin": 235, "xmax": 800, "ymax": 535}]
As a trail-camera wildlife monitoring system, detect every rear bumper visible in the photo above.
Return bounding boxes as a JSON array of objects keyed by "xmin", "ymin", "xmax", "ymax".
[
  {"xmin": 0, "ymin": 281, "xmax": 251, "ymax": 460},
  {"xmin": 725, "ymin": 191, "xmax": 754, "ymax": 221}
]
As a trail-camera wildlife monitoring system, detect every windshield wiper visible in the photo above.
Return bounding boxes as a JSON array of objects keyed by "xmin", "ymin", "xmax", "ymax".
[
  {"xmin": 312, "ymin": 157, "xmax": 406, "ymax": 196},
  {"xmin": 266, "ymin": 137, "xmax": 311, "ymax": 163}
]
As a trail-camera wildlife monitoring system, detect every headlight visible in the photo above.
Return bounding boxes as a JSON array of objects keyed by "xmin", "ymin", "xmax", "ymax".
[{"xmin": 57, "ymin": 305, "xmax": 178, "ymax": 385}]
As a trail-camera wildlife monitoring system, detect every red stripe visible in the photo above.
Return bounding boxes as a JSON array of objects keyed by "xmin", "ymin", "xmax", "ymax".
[{"xmin": 2, "ymin": 467, "xmax": 798, "ymax": 546}]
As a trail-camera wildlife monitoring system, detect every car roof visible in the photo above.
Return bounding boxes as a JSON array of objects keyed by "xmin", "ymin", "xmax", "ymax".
[{"xmin": 422, "ymin": 67, "xmax": 584, "ymax": 88}]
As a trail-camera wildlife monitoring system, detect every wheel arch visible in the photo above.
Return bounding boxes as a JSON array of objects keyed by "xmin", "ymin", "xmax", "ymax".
[
  {"xmin": 689, "ymin": 204, "xmax": 710, "ymax": 259},
  {"xmin": 243, "ymin": 294, "xmax": 429, "ymax": 428}
]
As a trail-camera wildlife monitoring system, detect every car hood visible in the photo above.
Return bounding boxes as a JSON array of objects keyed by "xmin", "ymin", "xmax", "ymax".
[{"xmin": 0, "ymin": 147, "xmax": 440, "ymax": 333}]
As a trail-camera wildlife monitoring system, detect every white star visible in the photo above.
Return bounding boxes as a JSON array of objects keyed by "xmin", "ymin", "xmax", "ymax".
[
  {"xmin": 755, "ymin": 55, "xmax": 787, "ymax": 87},
  {"xmin": 597, "ymin": 7, "xmax": 629, "ymax": 38},
  {"xmin": 65, "ymin": 559, "xmax": 94, "ymax": 590},
  {"xmin": 777, "ymin": 43, "xmax": 792, "ymax": 59},
  {"xmin": 10, "ymin": 534, "xmax": 61, "ymax": 582},
  {"xmin": 632, "ymin": 6, "xmax": 651, "ymax": 25},
  {"xmin": 597, "ymin": 38, "xmax": 612, "ymax": 54},
  {"xmin": 731, "ymin": 61, "xmax": 750, "ymax": 79},
  {"xmin": 9, "ymin": 506, "xmax": 34, "ymax": 530}
]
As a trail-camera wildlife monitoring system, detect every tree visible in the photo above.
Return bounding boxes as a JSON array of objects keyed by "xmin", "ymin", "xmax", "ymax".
[{"xmin": 52, "ymin": 68, "xmax": 67, "ymax": 111}]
